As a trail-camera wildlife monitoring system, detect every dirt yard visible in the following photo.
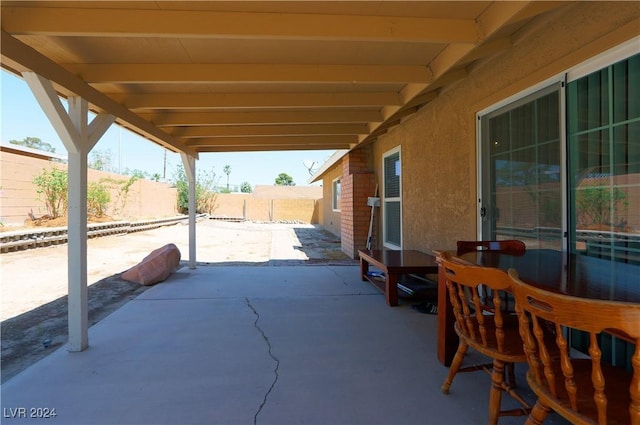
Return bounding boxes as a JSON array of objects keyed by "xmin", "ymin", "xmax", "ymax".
[{"xmin": 1, "ymin": 219, "xmax": 352, "ymax": 383}]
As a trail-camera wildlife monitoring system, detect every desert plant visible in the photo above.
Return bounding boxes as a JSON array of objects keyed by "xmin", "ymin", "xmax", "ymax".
[
  {"xmin": 33, "ymin": 168, "xmax": 68, "ymax": 218},
  {"xmin": 197, "ymin": 190, "xmax": 218, "ymax": 213},
  {"xmin": 173, "ymin": 164, "xmax": 219, "ymax": 214},
  {"xmin": 99, "ymin": 176, "xmax": 139, "ymax": 216},
  {"xmin": 575, "ymin": 186, "xmax": 628, "ymax": 227},
  {"xmin": 87, "ymin": 182, "xmax": 110, "ymax": 217}
]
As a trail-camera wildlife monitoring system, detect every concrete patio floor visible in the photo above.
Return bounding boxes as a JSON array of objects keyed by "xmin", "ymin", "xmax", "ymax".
[{"xmin": 1, "ymin": 264, "xmax": 568, "ymax": 425}]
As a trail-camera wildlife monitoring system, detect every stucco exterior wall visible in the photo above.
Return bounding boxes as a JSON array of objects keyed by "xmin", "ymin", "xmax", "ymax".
[
  {"xmin": 370, "ymin": 2, "xmax": 639, "ymax": 253},
  {"xmin": 320, "ymin": 162, "xmax": 343, "ymax": 236}
]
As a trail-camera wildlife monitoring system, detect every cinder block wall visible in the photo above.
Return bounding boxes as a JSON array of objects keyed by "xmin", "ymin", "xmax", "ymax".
[
  {"xmin": 213, "ymin": 193, "xmax": 321, "ymax": 223},
  {"xmin": 1, "ymin": 150, "xmax": 323, "ymax": 226},
  {"xmin": 0, "ymin": 150, "xmax": 177, "ymax": 224}
]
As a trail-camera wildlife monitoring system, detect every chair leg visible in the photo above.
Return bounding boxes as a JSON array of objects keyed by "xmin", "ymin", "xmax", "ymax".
[
  {"xmin": 506, "ymin": 362, "xmax": 516, "ymax": 388},
  {"xmin": 488, "ymin": 359, "xmax": 505, "ymax": 425},
  {"xmin": 441, "ymin": 341, "xmax": 468, "ymax": 394},
  {"xmin": 525, "ymin": 400, "xmax": 550, "ymax": 425}
]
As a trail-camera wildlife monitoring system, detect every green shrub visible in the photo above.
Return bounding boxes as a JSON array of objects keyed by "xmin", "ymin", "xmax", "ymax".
[
  {"xmin": 99, "ymin": 176, "xmax": 139, "ymax": 216},
  {"xmin": 240, "ymin": 181, "xmax": 253, "ymax": 193},
  {"xmin": 33, "ymin": 168, "xmax": 68, "ymax": 218},
  {"xmin": 576, "ymin": 186, "xmax": 628, "ymax": 227},
  {"xmin": 87, "ymin": 182, "xmax": 111, "ymax": 217},
  {"xmin": 173, "ymin": 164, "xmax": 219, "ymax": 214}
]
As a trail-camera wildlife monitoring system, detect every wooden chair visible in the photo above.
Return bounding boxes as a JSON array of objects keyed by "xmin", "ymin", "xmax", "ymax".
[
  {"xmin": 456, "ymin": 239, "xmax": 526, "ymax": 312},
  {"xmin": 508, "ymin": 269, "xmax": 640, "ymax": 425},
  {"xmin": 455, "ymin": 239, "xmax": 527, "ymax": 379},
  {"xmin": 440, "ymin": 252, "xmax": 530, "ymax": 424}
]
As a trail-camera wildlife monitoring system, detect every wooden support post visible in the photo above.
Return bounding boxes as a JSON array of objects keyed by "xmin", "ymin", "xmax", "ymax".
[
  {"xmin": 23, "ymin": 72, "xmax": 114, "ymax": 352},
  {"xmin": 181, "ymin": 153, "xmax": 197, "ymax": 269}
]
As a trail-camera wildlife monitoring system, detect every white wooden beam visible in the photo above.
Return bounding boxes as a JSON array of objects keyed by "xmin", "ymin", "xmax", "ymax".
[
  {"xmin": 63, "ymin": 63, "xmax": 431, "ymax": 84},
  {"xmin": 144, "ymin": 110, "xmax": 383, "ymax": 126},
  {"xmin": 66, "ymin": 147, "xmax": 89, "ymax": 352},
  {"xmin": 476, "ymin": 2, "xmax": 534, "ymax": 40},
  {"xmin": 180, "ymin": 154, "xmax": 197, "ymax": 270},
  {"xmin": 88, "ymin": 113, "xmax": 117, "ymax": 147},
  {"xmin": 197, "ymin": 144, "xmax": 356, "ymax": 153},
  {"xmin": 173, "ymin": 124, "xmax": 369, "ymax": 138},
  {"xmin": 3, "ymin": 6, "xmax": 480, "ymax": 43},
  {"xmin": 356, "ymin": 1, "xmax": 536, "ymax": 148},
  {"xmin": 186, "ymin": 135, "xmax": 357, "ymax": 147},
  {"xmin": 110, "ymin": 92, "xmax": 403, "ymax": 110},
  {"xmin": 23, "ymin": 73, "xmax": 114, "ymax": 352},
  {"xmin": 1, "ymin": 31, "xmax": 195, "ymax": 156},
  {"xmin": 22, "ymin": 72, "xmax": 78, "ymax": 151}
]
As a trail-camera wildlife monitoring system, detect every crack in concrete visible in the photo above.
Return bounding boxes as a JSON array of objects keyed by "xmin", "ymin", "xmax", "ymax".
[
  {"xmin": 245, "ymin": 297, "xmax": 280, "ymax": 425},
  {"xmin": 325, "ymin": 265, "xmax": 351, "ymax": 286}
]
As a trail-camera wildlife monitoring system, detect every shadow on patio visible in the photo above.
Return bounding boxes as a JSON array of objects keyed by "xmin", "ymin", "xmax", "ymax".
[{"xmin": 1, "ymin": 262, "xmax": 570, "ymax": 425}]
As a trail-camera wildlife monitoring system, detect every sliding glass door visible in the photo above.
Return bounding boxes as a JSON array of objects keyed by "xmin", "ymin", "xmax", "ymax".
[
  {"xmin": 479, "ymin": 84, "xmax": 563, "ymax": 249},
  {"xmin": 480, "ymin": 52, "xmax": 639, "ymax": 260},
  {"xmin": 568, "ymin": 53, "xmax": 640, "ymax": 264}
]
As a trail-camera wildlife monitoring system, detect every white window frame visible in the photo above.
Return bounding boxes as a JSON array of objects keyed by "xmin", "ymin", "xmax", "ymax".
[
  {"xmin": 332, "ymin": 177, "xmax": 341, "ymax": 211},
  {"xmin": 566, "ymin": 37, "xmax": 639, "ymax": 81},
  {"xmin": 382, "ymin": 146, "xmax": 402, "ymax": 249}
]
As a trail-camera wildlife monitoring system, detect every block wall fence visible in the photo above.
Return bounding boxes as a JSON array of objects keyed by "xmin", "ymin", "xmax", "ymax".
[
  {"xmin": 211, "ymin": 194, "xmax": 321, "ymax": 224},
  {"xmin": 0, "ymin": 150, "xmax": 322, "ymax": 226},
  {"xmin": 0, "ymin": 150, "xmax": 178, "ymax": 224}
]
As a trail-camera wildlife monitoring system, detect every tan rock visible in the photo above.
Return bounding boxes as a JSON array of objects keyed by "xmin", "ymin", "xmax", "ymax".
[{"xmin": 121, "ymin": 243, "xmax": 181, "ymax": 286}]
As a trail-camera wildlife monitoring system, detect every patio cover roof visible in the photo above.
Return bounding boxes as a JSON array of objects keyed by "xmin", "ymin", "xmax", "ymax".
[{"xmin": 0, "ymin": 1, "xmax": 568, "ymax": 157}]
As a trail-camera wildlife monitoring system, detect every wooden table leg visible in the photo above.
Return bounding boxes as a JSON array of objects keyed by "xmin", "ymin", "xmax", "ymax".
[
  {"xmin": 360, "ymin": 257, "xmax": 369, "ymax": 281},
  {"xmin": 437, "ymin": 262, "xmax": 457, "ymax": 366},
  {"xmin": 385, "ymin": 273, "xmax": 399, "ymax": 306}
]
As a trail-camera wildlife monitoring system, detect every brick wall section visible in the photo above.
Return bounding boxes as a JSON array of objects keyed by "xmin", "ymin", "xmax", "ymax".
[{"xmin": 340, "ymin": 148, "xmax": 375, "ymax": 259}]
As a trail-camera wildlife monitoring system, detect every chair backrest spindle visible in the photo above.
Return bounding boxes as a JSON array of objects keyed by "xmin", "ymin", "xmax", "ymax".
[
  {"xmin": 456, "ymin": 240, "xmax": 525, "ymax": 312},
  {"xmin": 508, "ymin": 269, "xmax": 640, "ymax": 425},
  {"xmin": 442, "ymin": 252, "xmax": 512, "ymax": 355}
]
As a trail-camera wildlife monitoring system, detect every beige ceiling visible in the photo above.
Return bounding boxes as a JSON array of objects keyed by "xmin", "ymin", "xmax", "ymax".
[{"xmin": 1, "ymin": 1, "xmax": 568, "ymax": 157}]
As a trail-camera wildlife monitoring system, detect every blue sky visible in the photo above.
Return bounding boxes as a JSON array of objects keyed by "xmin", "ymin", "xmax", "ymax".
[{"xmin": 1, "ymin": 71, "xmax": 334, "ymax": 187}]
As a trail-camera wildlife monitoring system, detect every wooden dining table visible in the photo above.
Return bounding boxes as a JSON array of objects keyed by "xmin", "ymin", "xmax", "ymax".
[{"xmin": 436, "ymin": 248, "xmax": 640, "ymax": 366}]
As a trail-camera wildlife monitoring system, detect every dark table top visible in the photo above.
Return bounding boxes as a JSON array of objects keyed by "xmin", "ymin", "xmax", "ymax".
[
  {"xmin": 455, "ymin": 249, "xmax": 640, "ymax": 304},
  {"xmin": 358, "ymin": 249, "xmax": 438, "ymax": 270}
]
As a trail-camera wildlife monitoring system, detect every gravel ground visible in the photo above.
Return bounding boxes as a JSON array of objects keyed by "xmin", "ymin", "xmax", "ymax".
[{"xmin": 0, "ymin": 219, "xmax": 352, "ymax": 383}]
